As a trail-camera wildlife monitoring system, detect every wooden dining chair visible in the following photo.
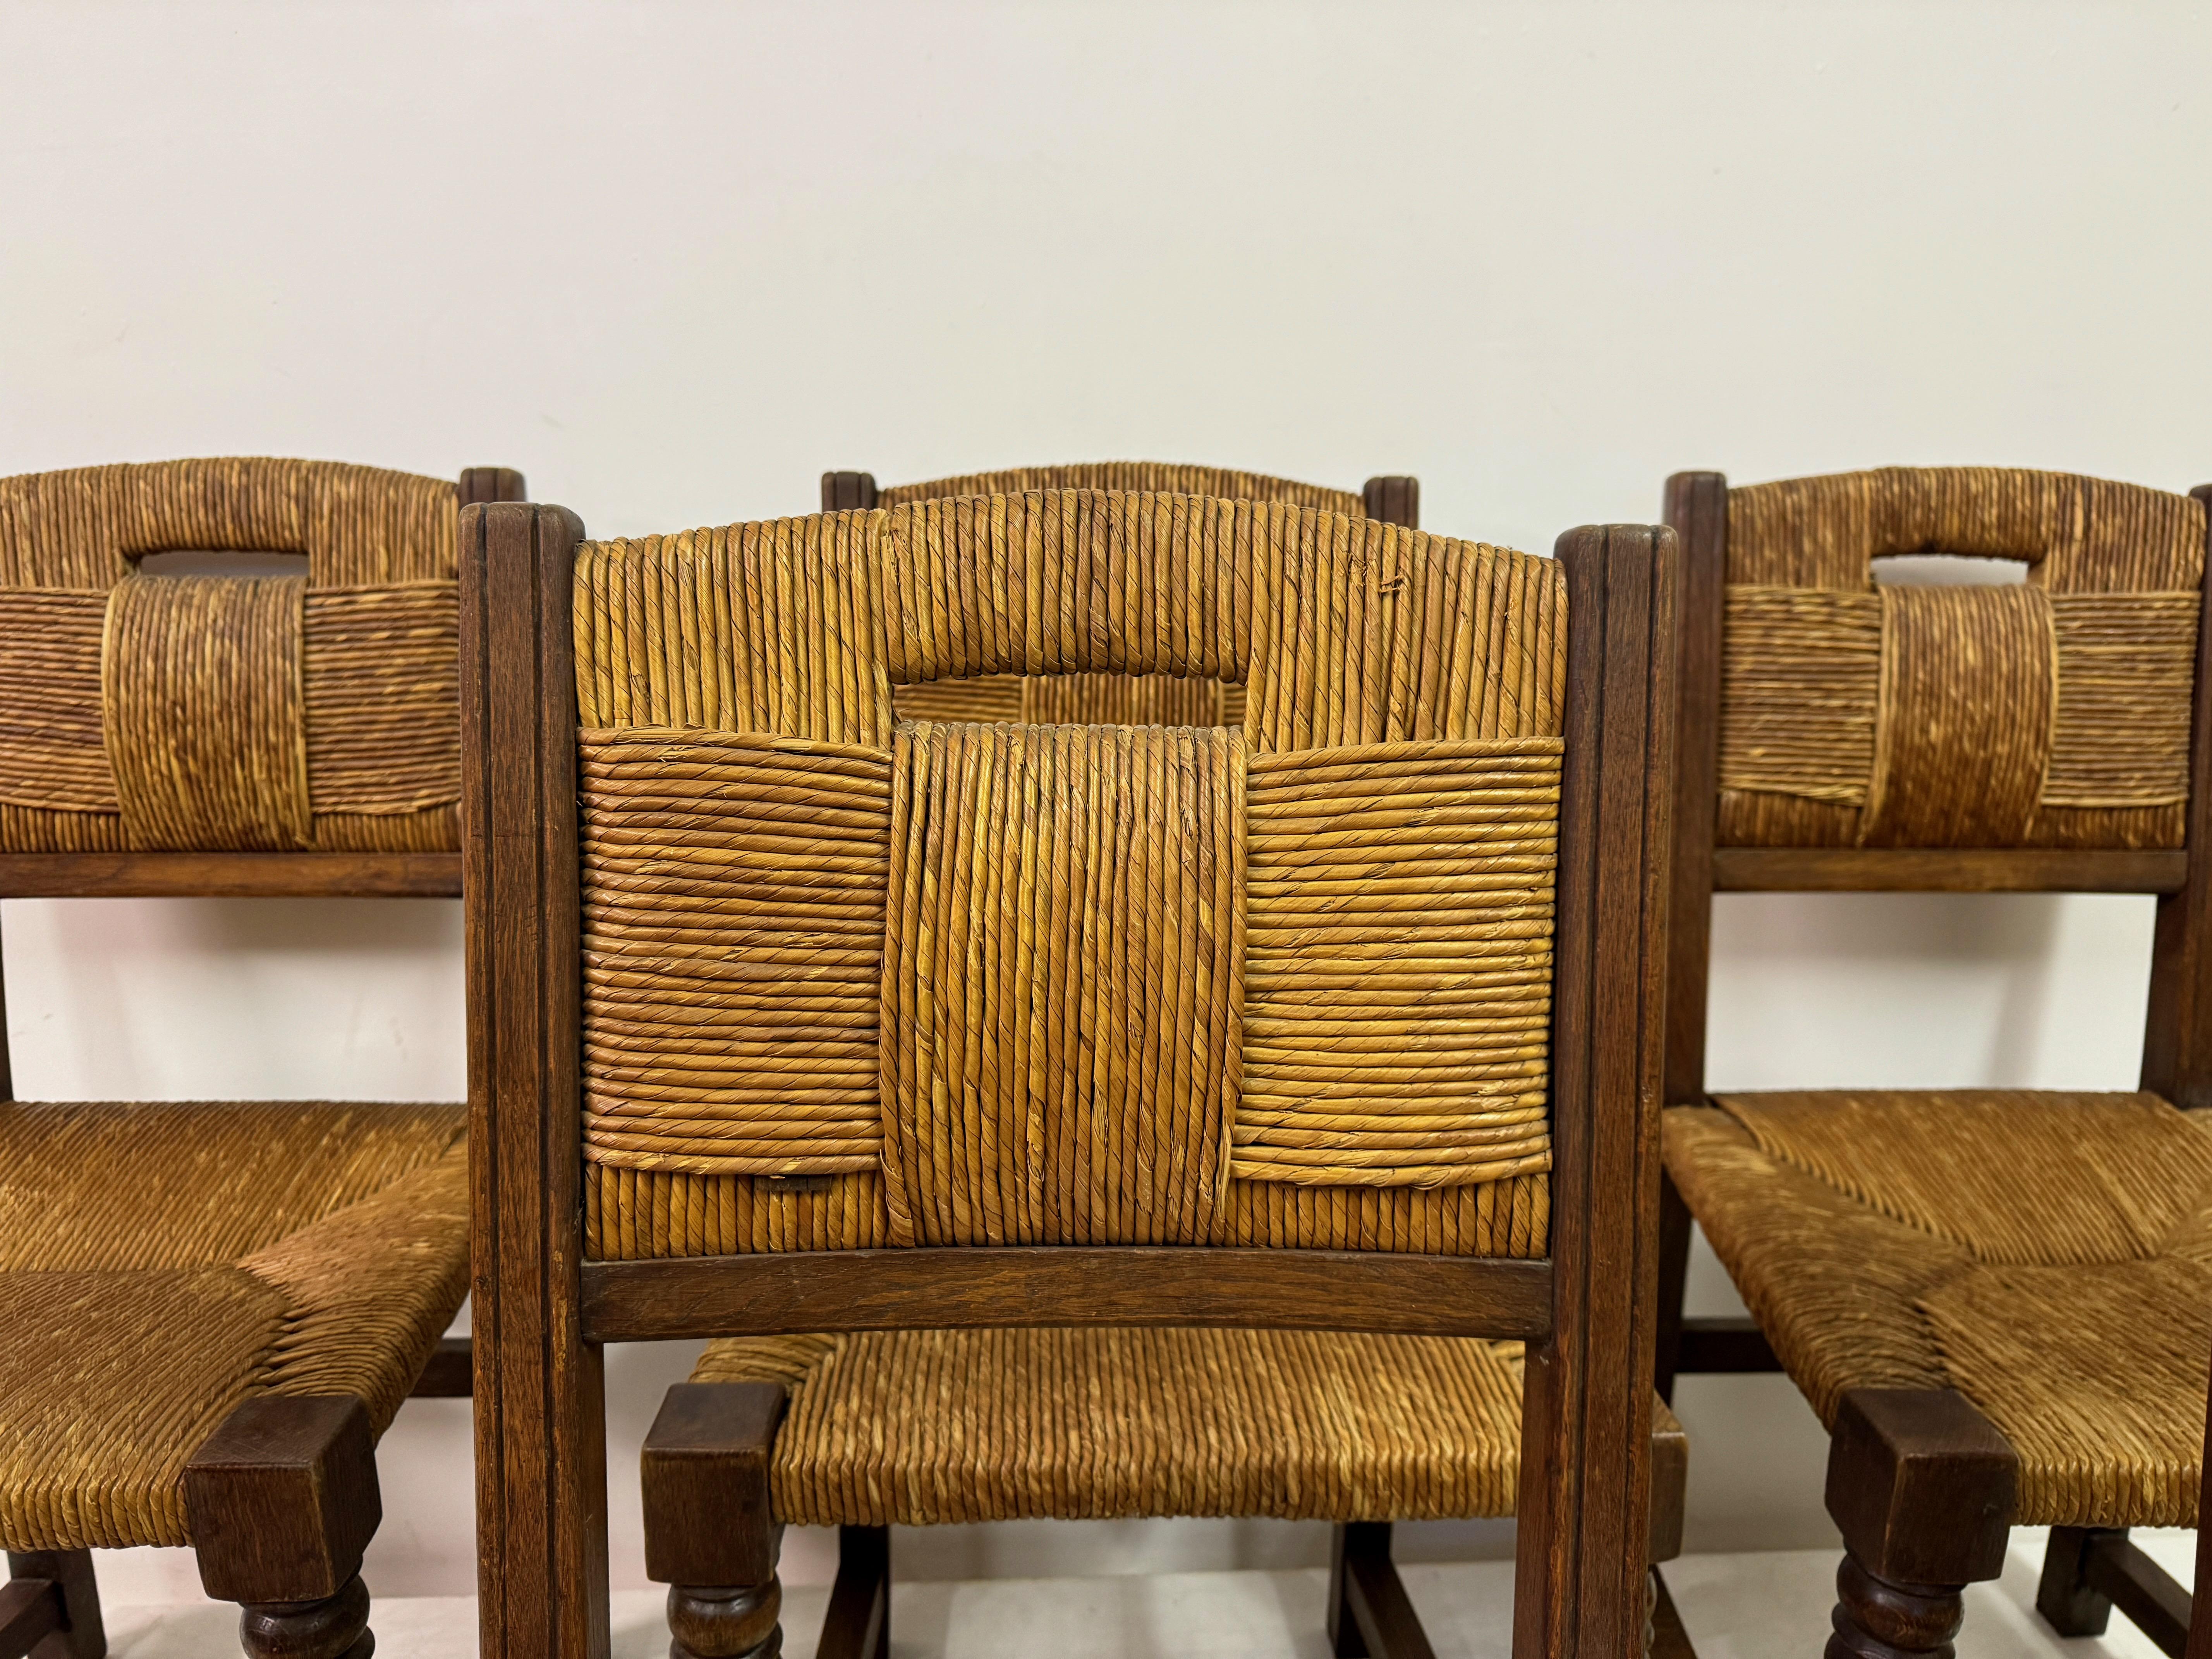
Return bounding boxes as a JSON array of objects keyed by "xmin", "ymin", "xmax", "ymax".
[
  {"xmin": 0, "ymin": 457, "xmax": 522, "ymax": 1659},
  {"xmin": 1655, "ymin": 467, "xmax": 2212, "ymax": 1657},
  {"xmin": 463, "ymin": 490, "xmax": 1681, "ymax": 1659},
  {"xmin": 822, "ymin": 464, "xmax": 1420, "ymax": 728}
]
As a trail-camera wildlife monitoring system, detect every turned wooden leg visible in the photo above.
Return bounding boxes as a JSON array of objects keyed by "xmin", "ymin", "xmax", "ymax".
[
  {"xmin": 184, "ymin": 1395, "xmax": 381, "ymax": 1659},
  {"xmin": 1822, "ymin": 1389, "xmax": 2016, "ymax": 1659},
  {"xmin": 2, "ymin": 1550, "xmax": 105, "ymax": 1658},
  {"xmin": 643, "ymin": 1383, "xmax": 788, "ymax": 1659}
]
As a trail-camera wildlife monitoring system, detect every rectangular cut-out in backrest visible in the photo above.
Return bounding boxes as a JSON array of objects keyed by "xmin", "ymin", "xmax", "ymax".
[
  {"xmin": 1716, "ymin": 469, "xmax": 2207, "ymax": 849},
  {"xmin": 879, "ymin": 720, "xmax": 1243, "ymax": 1247}
]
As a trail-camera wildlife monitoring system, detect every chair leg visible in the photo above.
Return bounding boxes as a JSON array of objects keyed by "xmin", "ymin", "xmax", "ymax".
[
  {"xmin": 1326, "ymin": 1523, "xmax": 1436, "ymax": 1659},
  {"xmin": 818, "ymin": 1526, "xmax": 889, "ymax": 1659},
  {"xmin": 642, "ymin": 1382, "xmax": 788, "ymax": 1659},
  {"xmin": 183, "ymin": 1395, "xmax": 381, "ymax": 1659},
  {"xmin": 1822, "ymin": 1389, "xmax": 2016, "ymax": 1659},
  {"xmin": 2039, "ymin": 1525, "xmax": 2118, "ymax": 1637},
  {"xmin": 2037, "ymin": 1526, "xmax": 2189, "ymax": 1656},
  {"xmin": 2, "ymin": 1551, "xmax": 104, "ymax": 1659},
  {"xmin": 1654, "ymin": 1171, "xmax": 1693, "ymax": 1404}
]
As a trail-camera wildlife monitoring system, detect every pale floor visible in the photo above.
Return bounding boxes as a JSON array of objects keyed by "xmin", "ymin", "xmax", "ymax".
[{"xmin": 98, "ymin": 1527, "xmax": 2197, "ymax": 1658}]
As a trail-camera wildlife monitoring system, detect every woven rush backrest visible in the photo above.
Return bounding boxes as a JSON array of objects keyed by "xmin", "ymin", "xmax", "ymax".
[
  {"xmin": 0, "ymin": 459, "xmax": 467, "ymax": 852},
  {"xmin": 572, "ymin": 491, "xmax": 1566, "ymax": 1261},
  {"xmin": 1717, "ymin": 467, "xmax": 2208, "ymax": 849},
  {"xmin": 879, "ymin": 464, "xmax": 1371, "ymax": 730}
]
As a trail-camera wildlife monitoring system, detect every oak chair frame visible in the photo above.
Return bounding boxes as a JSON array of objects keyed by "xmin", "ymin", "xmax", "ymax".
[
  {"xmin": 462, "ymin": 498, "xmax": 1678, "ymax": 1659},
  {"xmin": 0, "ymin": 464, "xmax": 523, "ymax": 1659},
  {"xmin": 1654, "ymin": 471, "xmax": 2212, "ymax": 1657}
]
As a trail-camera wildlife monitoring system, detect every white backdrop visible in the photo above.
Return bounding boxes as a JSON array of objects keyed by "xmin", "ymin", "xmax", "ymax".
[{"xmin": 2, "ymin": 0, "xmax": 2205, "ymax": 1609}]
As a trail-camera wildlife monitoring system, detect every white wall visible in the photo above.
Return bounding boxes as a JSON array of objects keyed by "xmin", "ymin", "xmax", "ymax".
[{"xmin": 3, "ymin": 0, "xmax": 2207, "ymax": 1609}]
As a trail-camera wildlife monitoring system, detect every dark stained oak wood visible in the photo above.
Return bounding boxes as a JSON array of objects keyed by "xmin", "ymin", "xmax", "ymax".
[
  {"xmin": 408, "ymin": 1334, "xmax": 473, "ymax": 1398},
  {"xmin": 3, "ymin": 1551, "xmax": 101, "ymax": 1659},
  {"xmin": 819, "ymin": 472, "xmax": 880, "ymax": 512},
  {"xmin": 583, "ymin": 1248, "xmax": 1552, "ymax": 1343},
  {"xmin": 1647, "ymin": 1569, "xmax": 1694, "ymax": 1659},
  {"xmin": 2143, "ymin": 483, "xmax": 2212, "ymax": 1111},
  {"xmin": 643, "ymin": 1383, "xmax": 786, "ymax": 1659},
  {"xmin": 1661, "ymin": 472, "xmax": 1726, "ymax": 1108},
  {"xmin": 1649, "ymin": 1397, "xmax": 1688, "ymax": 1567},
  {"xmin": 2039, "ymin": 1525, "xmax": 2189, "ymax": 1652},
  {"xmin": 1329, "ymin": 1524, "xmax": 1436, "ymax": 1659},
  {"xmin": 817, "ymin": 1527, "xmax": 890, "ymax": 1659},
  {"xmin": 1361, "ymin": 476, "xmax": 1420, "ymax": 529},
  {"xmin": 460, "ymin": 467, "xmax": 529, "ymax": 507},
  {"xmin": 462, "ymin": 501, "xmax": 609, "ymax": 1659},
  {"xmin": 184, "ymin": 1395, "xmax": 380, "ymax": 1606},
  {"xmin": 1515, "ymin": 523, "xmax": 1680, "ymax": 1659},
  {"xmin": 1825, "ymin": 1389, "xmax": 2015, "ymax": 1589},
  {"xmin": 184, "ymin": 1395, "xmax": 380, "ymax": 1658},
  {"xmin": 1674, "ymin": 1316, "xmax": 1779, "ymax": 1376},
  {"xmin": 1714, "ymin": 845, "xmax": 2185, "ymax": 894},
  {"xmin": 0, "ymin": 851, "xmax": 462, "ymax": 898}
]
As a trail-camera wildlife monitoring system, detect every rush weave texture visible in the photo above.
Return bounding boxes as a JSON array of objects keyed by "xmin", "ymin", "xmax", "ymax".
[
  {"xmin": 1664, "ymin": 1092, "xmax": 2212, "ymax": 1527},
  {"xmin": 571, "ymin": 493, "xmax": 1565, "ymax": 1259},
  {"xmin": 879, "ymin": 464, "xmax": 1364, "ymax": 728},
  {"xmin": 0, "ymin": 1100, "xmax": 469, "ymax": 1551},
  {"xmin": 0, "ymin": 459, "xmax": 468, "ymax": 852},
  {"xmin": 692, "ymin": 1327, "xmax": 1526, "ymax": 1525},
  {"xmin": 1715, "ymin": 468, "xmax": 2206, "ymax": 849}
]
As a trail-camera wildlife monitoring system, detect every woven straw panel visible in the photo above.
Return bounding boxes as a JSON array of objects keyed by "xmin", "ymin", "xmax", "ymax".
[
  {"xmin": 574, "ymin": 495, "xmax": 1563, "ymax": 1258},
  {"xmin": 879, "ymin": 462, "xmax": 1360, "ymax": 725},
  {"xmin": 1665, "ymin": 1093, "xmax": 2212, "ymax": 1527},
  {"xmin": 0, "ymin": 459, "xmax": 465, "ymax": 852},
  {"xmin": 694, "ymin": 1327, "xmax": 1524, "ymax": 1525},
  {"xmin": 880, "ymin": 722, "xmax": 1242, "ymax": 1245},
  {"xmin": 1716, "ymin": 468, "xmax": 2205, "ymax": 849},
  {"xmin": 879, "ymin": 462, "xmax": 1363, "ymax": 518},
  {"xmin": 0, "ymin": 1103, "xmax": 468, "ymax": 1550}
]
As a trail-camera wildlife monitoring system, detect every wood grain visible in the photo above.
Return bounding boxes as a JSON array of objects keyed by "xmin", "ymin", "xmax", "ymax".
[
  {"xmin": 2143, "ymin": 483, "xmax": 2212, "ymax": 1111},
  {"xmin": 1661, "ymin": 472, "xmax": 1725, "ymax": 1106},
  {"xmin": 2, "ymin": 1550, "xmax": 102, "ymax": 1658},
  {"xmin": 1514, "ymin": 522, "xmax": 1678, "ymax": 1659},
  {"xmin": 0, "ymin": 852, "xmax": 462, "ymax": 897},
  {"xmin": 582, "ymin": 1249, "xmax": 1553, "ymax": 1343},
  {"xmin": 816, "ymin": 1527, "xmax": 890, "ymax": 1659},
  {"xmin": 462, "ymin": 501, "xmax": 609, "ymax": 1659},
  {"xmin": 1714, "ymin": 846, "xmax": 2184, "ymax": 894}
]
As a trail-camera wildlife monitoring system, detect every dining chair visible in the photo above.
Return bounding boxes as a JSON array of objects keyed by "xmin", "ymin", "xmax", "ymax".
[
  {"xmin": 1656, "ymin": 466, "xmax": 2212, "ymax": 1657},
  {"xmin": 0, "ymin": 457, "xmax": 524, "ymax": 1659},
  {"xmin": 462, "ymin": 489, "xmax": 1679, "ymax": 1659}
]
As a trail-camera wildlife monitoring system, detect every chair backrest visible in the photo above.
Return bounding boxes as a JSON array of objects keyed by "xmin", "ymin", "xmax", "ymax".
[
  {"xmin": 1662, "ymin": 466, "xmax": 2212, "ymax": 1106},
  {"xmin": 565, "ymin": 490, "xmax": 1567, "ymax": 1261},
  {"xmin": 819, "ymin": 464, "xmax": 1421, "ymax": 727},
  {"xmin": 0, "ymin": 457, "xmax": 521, "ymax": 854}
]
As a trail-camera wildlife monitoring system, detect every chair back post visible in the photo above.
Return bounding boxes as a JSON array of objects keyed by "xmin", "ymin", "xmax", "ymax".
[
  {"xmin": 1660, "ymin": 472, "xmax": 1727, "ymax": 1108},
  {"xmin": 2142, "ymin": 483, "xmax": 2212, "ymax": 1110},
  {"xmin": 1515, "ymin": 521, "xmax": 1679, "ymax": 1659},
  {"xmin": 459, "ymin": 499, "xmax": 610, "ymax": 1659}
]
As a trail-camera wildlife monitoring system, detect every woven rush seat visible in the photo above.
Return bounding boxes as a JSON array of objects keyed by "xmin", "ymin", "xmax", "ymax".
[
  {"xmin": 1664, "ymin": 1089, "xmax": 2212, "ymax": 1527},
  {"xmin": 0, "ymin": 1099, "xmax": 467, "ymax": 1551},
  {"xmin": 694, "ymin": 1328, "xmax": 1556, "ymax": 1526}
]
